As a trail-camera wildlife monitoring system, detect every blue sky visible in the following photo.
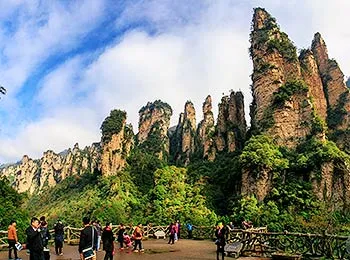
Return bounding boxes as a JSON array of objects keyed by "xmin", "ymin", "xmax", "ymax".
[{"xmin": 0, "ymin": 0, "xmax": 349, "ymax": 163}]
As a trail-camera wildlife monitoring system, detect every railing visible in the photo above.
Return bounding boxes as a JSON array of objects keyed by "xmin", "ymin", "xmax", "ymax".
[
  {"xmin": 228, "ymin": 229, "xmax": 350, "ymax": 259},
  {"xmin": 1, "ymin": 226, "xmax": 348, "ymax": 259}
]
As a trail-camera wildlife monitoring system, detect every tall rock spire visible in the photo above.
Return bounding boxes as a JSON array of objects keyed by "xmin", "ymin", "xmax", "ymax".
[
  {"xmin": 311, "ymin": 33, "xmax": 350, "ymax": 152},
  {"xmin": 171, "ymin": 101, "xmax": 196, "ymax": 165},
  {"xmin": 197, "ymin": 95, "xmax": 216, "ymax": 161},
  {"xmin": 250, "ymin": 7, "xmax": 313, "ymax": 148}
]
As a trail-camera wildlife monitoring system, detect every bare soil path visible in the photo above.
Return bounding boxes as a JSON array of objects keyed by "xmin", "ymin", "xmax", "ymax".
[{"xmin": 1, "ymin": 239, "xmax": 269, "ymax": 260}]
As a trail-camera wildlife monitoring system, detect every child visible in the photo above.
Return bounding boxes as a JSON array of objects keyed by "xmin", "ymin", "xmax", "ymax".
[{"xmin": 123, "ymin": 233, "xmax": 132, "ymax": 248}]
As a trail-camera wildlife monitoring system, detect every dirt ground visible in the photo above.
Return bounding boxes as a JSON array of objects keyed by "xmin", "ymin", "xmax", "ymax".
[{"xmin": 1, "ymin": 239, "xmax": 270, "ymax": 260}]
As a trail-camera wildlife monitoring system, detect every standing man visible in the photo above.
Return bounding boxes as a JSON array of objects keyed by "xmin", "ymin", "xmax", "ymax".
[
  {"xmin": 54, "ymin": 220, "xmax": 64, "ymax": 256},
  {"xmin": 79, "ymin": 217, "xmax": 97, "ymax": 260},
  {"xmin": 26, "ymin": 217, "xmax": 44, "ymax": 260},
  {"xmin": 8, "ymin": 220, "xmax": 20, "ymax": 260},
  {"xmin": 215, "ymin": 222, "xmax": 226, "ymax": 260},
  {"xmin": 186, "ymin": 221, "xmax": 193, "ymax": 239}
]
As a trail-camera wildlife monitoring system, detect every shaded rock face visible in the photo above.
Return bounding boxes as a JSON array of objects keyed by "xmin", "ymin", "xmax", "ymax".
[
  {"xmin": 216, "ymin": 92, "xmax": 247, "ymax": 152},
  {"xmin": 241, "ymin": 168, "xmax": 272, "ymax": 202},
  {"xmin": 312, "ymin": 33, "xmax": 350, "ymax": 150},
  {"xmin": 101, "ymin": 122, "xmax": 134, "ymax": 176},
  {"xmin": 197, "ymin": 95, "xmax": 216, "ymax": 161},
  {"xmin": 0, "ymin": 143, "xmax": 101, "ymax": 194},
  {"xmin": 299, "ymin": 49, "xmax": 328, "ymax": 121},
  {"xmin": 250, "ymin": 8, "xmax": 313, "ymax": 148},
  {"xmin": 137, "ymin": 100, "xmax": 172, "ymax": 160},
  {"xmin": 171, "ymin": 101, "xmax": 196, "ymax": 165},
  {"xmin": 311, "ymin": 161, "xmax": 350, "ymax": 208}
]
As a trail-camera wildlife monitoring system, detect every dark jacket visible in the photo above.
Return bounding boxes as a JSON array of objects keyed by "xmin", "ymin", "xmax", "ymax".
[
  {"xmin": 102, "ymin": 227, "xmax": 114, "ymax": 252},
  {"xmin": 78, "ymin": 225, "xmax": 98, "ymax": 253},
  {"xmin": 26, "ymin": 226, "xmax": 44, "ymax": 252},
  {"xmin": 117, "ymin": 228, "xmax": 125, "ymax": 242},
  {"xmin": 215, "ymin": 227, "xmax": 226, "ymax": 246},
  {"xmin": 41, "ymin": 227, "xmax": 51, "ymax": 247},
  {"xmin": 54, "ymin": 222, "xmax": 64, "ymax": 242}
]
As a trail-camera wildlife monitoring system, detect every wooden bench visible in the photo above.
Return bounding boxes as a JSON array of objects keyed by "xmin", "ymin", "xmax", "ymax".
[
  {"xmin": 225, "ymin": 242, "xmax": 243, "ymax": 258},
  {"xmin": 154, "ymin": 230, "xmax": 166, "ymax": 239}
]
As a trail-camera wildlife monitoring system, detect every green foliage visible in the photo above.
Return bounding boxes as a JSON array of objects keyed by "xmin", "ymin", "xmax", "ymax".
[
  {"xmin": 296, "ymin": 138, "xmax": 350, "ymax": 173},
  {"xmin": 250, "ymin": 9, "xmax": 297, "ymax": 62},
  {"xmin": 273, "ymin": 80, "xmax": 309, "ymax": 107},
  {"xmin": 146, "ymin": 166, "xmax": 217, "ymax": 226},
  {"xmin": 27, "ymin": 171, "xmax": 143, "ymax": 227},
  {"xmin": 0, "ymin": 177, "xmax": 29, "ymax": 241},
  {"xmin": 139, "ymin": 100, "xmax": 172, "ymax": 115},
  {"xmin": 127, "ymin": 148, "xmax": 165, "ymax": 194},
  {"xmin": 240, "ymin": 135, "xmax": 289, "ymax": 173},
  {"xmin": 100, "ymin": 109, "xmax": 127, "ymax": 143},
  {"xmin": 187, "ymin": 153, "xmax": 242, "ymax": 217}
]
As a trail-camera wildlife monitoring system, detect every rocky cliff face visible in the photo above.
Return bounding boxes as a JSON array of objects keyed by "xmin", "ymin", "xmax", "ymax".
[
  {"xmin": 101, "ymin": 123, "xmax": 134, "ymax": 176},
  {"xmin": 216, "ymin": 91, "xmax": 247, "ymax": 152},
  {"xmin": 137, "ymin": 100, "xmax": 172, "ymax": 160},
  {"xmin": 171, "ymin": 101, "xmax": 196, "ymax": 165},
  {"xmin": 244, "ymin": 8, "xmax": 350, "ymax": 203},
  {"xmin": 299, "ymin": 49, "xmax": 328, "ymax": 121},
  {"xmin": 0, "ymin": 143, "xmax": 101, "ymax": 193},
  {"xmin": 250, "ymin": 8, "xmax": 314, "ymax": 148},
  {"xmin": 197, "ymin": 95, "xmax": 216, "ymax": 161},
  {"xmin": 311, "ymin": 33, "xmax": 350, "ymax": 151}
]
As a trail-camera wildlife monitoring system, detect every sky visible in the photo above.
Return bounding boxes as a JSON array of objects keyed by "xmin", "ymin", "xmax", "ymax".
[{"xmin": 0, "ymin": 0, "xmax": 349, "ymax": 163}]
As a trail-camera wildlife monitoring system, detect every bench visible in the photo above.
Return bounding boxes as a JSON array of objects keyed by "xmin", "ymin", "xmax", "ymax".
[
  {"xmin": 154, "ymin": 231, "xmax": 166, "ymax": 239},
  {"xmin": 225, "ymin": 242, "xmax": 243, "ymax": 258}
]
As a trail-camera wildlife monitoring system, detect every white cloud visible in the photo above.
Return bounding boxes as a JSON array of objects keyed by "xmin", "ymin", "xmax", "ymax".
[{"xmin": 1, "ymin": 0, "xmax": 349, "ymax": 163}]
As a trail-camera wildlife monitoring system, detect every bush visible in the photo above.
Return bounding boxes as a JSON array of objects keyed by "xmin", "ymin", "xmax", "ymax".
[{"xmin": 100, "ymin": 109, "xmax": 127, "ymax": 143}]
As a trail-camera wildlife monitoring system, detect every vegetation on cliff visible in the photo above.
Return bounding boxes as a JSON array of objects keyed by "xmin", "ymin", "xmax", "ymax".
[
  {"xmin": 0, "ymin": 177, "xmax": 29, "ymax": 240},
  {"xmin": 100, "ymin": 109, "xmax": 127, "ymax": 143}
]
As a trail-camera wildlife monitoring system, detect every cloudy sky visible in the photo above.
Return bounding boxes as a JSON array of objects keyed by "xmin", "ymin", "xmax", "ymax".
[{"xmin": 0, "ymin": 0, "xmax": 349, "ymax": 163}]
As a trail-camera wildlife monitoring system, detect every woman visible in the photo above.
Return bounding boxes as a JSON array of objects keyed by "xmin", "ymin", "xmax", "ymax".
[
  {"xmin": 215, "ymin": 222, "xmax": 226, "ymax": 260},
  {"xmin": 132, "ymin": 224, "xmax": 144, "ymax": 252},
  {"xmin": 102, "ymin": 222, "xmax": 114, "ymax": 260}
]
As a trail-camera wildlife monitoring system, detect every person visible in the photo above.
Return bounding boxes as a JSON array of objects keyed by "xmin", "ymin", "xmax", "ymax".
[
  {"xmin": 26, "ymin": 217, "xmax": 44, "ymax": 260},
  {"xmin": 228, "ymin": 221, "xmax": 234, "ymax": 231},
  {"xmin": 8, "ymin": 220, "xmax": 21, "ymax": 260},
  {"xmin": 175, "ymin": 220, "xmax": 181, "ymax": 240},
  {"xmin": 40, "ymin": 220, "xmax": 51, "ymax": 260},
  {"xmin": 94, "ymin": 220, "xmax": 102, "ymax": 251},
  {"xmin": 132, "ymin": 223, "xmax": 144, "ymax": 252},
  {"xmin": 123, "ymin": 233, "xmax": 132, "ymax": 248},
  {"xmin": 186, "ymin": 222, "xmax": 193, "ymax": 239},
  {"xmin": 167, "ymin": 223, "xmax": 176, "ymax": 245},
  {"xmin": 54, "ymin": 219, "xmax": 64, "ymax": 255},
  {"xmin": 215, "ymin": 222, "xmax": 226, "ymax": 260},
  {"xmin": 242, "ymin": 219, "xmax": 253, "ymax": 229},
  {"xmin": 117, "ymin": 223, "xmax": 125, "ymax": 250},
  {"xmin": 79, "ymin": 216, "xmax": 98, "ymax": 260},
  {"xmin": 102, "ymin": 222, "xmax": 114, "ymax": 260}
]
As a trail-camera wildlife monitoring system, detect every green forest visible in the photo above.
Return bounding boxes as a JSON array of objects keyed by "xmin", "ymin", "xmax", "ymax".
[{"xmin": 1, "ymin": 128, "xmax": 350, "ymax": 236}]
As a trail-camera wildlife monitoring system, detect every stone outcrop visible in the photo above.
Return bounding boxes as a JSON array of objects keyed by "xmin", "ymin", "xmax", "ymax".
[
  {"xmin": 216, "ymin": 91, "xmax": 247, "ymax": 152},
  {"xmin": 250, "ymin": 8, "xmax": 315, "ymax": 148},
  {"xmin": 197, "ymin": 95, "xmax": 216, "ymax": 161},
  {"xmin": 171, "ymin": 101, "xmax": 196, "ymax": 165},
  {"xmin": 299, "ymin": 49, "xmax": 327, "ymax": 121},
  {"xmin": 101, "ymin": 123, "xmax": 134, "ymax": 176},
  {"xmin": 0, "ymin": 143, "xmax": 101, "ymax": 194},
  {"xmin": 137, "ymin": 100, "xmax": 172, "ymax": 160},
  {"xmin": 311, "ymin": 161, "xmax": 350, "ymax": 208},
  {"xmin": 311, "ymin": 33, "xmax": 350, "ymax": 151}
]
